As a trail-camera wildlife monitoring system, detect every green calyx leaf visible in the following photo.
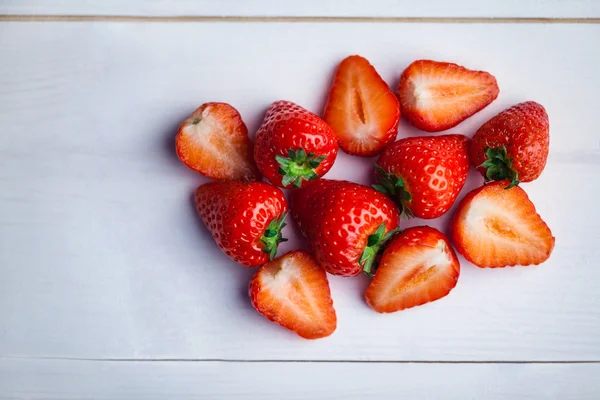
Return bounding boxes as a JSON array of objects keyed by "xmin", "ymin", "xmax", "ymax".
[
  {"xmin": 260, "ymin": 212, "xmax": 288, "ymax": 260},
  {"xmin": 359, "ymin": 223, "xmax": 401, "ymax": 276},
  {"xmin": 479, "ymin": 146, "xmax": 520, "ymax": 189},
  {"xmin": 373, "ymin": 164, "xmax": 414, "ymax": 218},
  {"xmin": 276, "ymin": 149, "xmax": 327, "ymax": 188}
]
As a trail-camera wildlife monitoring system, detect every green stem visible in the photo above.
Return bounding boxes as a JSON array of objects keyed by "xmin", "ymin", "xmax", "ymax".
[
  {"xmin": 479, "ymin": 146, "xmax": 520, "ymax": 189},
  {"xmin": 359, "ymin": 223, "xmax": 401, "ymax": 276},
  {"xmin": 373, "ymin": 164, "xmax": 414, "ymax": 218},
  {"xmin": 260, "ymin": 212, "xmax": 288, "ymax": 260},
  {"xmin": 276, "ymin": 149, "xmax": 327, "ymax": 188}
]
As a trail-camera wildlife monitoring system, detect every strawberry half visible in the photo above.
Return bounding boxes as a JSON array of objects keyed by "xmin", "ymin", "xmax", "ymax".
[
  {"xmin": 249, "ymin": 250, "xmax": 337, "ymax": 339},
  {"xmin": 375, "ymin": 134, "xmax": 470, "ymax": 219},
  {"xmin": 451, "ymin": 181, "xmax": 555, "ymax": 268},
  {"xmin": 366, "ymin": 226, "xmax": 459, "ymax": 313},
  {"xmin": 471, "ymin": 101, "xmax": 549, "ymax": 188},
  {"xmin": 398, "ymin": 60, "xmax": 499, "ymax": 132},
  {"xmin": 195, "ymin": 181, "xmax": 288, "ymax": 267},
  {"xmin": 176, "ymin": 102, "xmax": 260, "ymax": 181},
  {"xmin": 324, "ymin": 55, "xmax": 400, "ymax": 156}
]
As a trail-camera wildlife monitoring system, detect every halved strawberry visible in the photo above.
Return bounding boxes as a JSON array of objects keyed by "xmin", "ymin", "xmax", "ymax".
[
  {"xmin": 451, "ymin": 181, "xmax": 555, "ymax": 268},
  {"xmin": 249, "ymin": 250, "xmax": 337, "ymax": 339},
  {"xmin": 324, "ymin": 55, "xmax": 400, "ymax": 156},
  {"xmin": 176, "ymin": 102, "xmax": 260, "ymax": 181},
  {"xmin": 398, "ymin": 60, "xmax": 499, "ymax": 132},
  {"xmin": 366, "ymin": 226, "xmax": 460, "ymax": 313}
]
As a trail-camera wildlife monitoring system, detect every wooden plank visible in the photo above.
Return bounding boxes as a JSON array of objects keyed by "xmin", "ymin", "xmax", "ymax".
[
  {"xmin": 1, "ymin": 0, "xmax": 600, "ymax": 18},
  {"xmin": 1, "ymin": 359, "xmax": 599, "ymax": 399},
  {"xmin": 0, "ymin": 21, "xmax": 599, "ymax": 362}
]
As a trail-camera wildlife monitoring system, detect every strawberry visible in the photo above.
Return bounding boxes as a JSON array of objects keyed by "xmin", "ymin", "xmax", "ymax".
[
  {"xmin": 291, "ymin": 179, "xmax": 400, "ymax": 277},
  {"xmin": 365, "ymin": 226, "xmax": 459, "ymax": 313},
  {"xmin": 374, "ymin": 134, "xmax": 470, "ymax": 219},
  {"xmin": 451, "ymin": 181, "xmax": 555, "ymax": 268},
  {"xmin": 397, "ymin": 60, "xmax": 499, "ymax": 132},
  {"xmin": 470, "ymin": 101, "xmax": 549, "ymax": 188},
  {"xmin": 195, "ymin": 181, "xmax": 288, "ymax": 267},
  {"xmin": 176, "ymin": 102, "xmax": 260, "ymax": 181},
  {"xmin": 249, "ymin": 250, "xmax": 337, "ymax": 339},
  {"xmin": 254, "ymin": 101, "xmax": 338, "ymax": 189},
  {"xmin": 323, "ymin": 55, "xmax": 400, "ymax": 156}
]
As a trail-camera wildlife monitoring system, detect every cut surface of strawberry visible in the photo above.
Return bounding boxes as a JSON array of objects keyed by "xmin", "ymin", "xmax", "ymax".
[
  {"xmin": 398, "ymin": 60, "xmax": 499, "ymax": 132},
  {"xmin": 324, "ymin": 55, "xmax": 400, "ymax": 156},
  {"xmin": 249, "ymin": 250, "xmax": 336, "ymax": 339},
  {"xmin": 366, "ymin": 226, "xmax": 459, "ymax": 313},
  {"xmin": 451, "ymin": 181, "xmax": 555, "ymax": 268},
  {"xmin": 176, "ymin": 102, "xmax": 260, "ymax": 181}
]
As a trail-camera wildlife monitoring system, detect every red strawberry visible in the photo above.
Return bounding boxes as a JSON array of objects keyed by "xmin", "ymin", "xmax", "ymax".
[
  {"xmin": 451, "ymin": 181, "xmax": 555, "ymax": 268},
  {"xmin": 366, "ymin": 226, "xmax": 460, "ymax": 313},
  {"xmin": 291, "ymin": 180, "xmax": 400, "ymax": 277},
  {"xmin": 323, "ymin": 55, "xmax": 400, "ymax": 156},
  {"xmin": 397, "ymin": 60, "xmax": 499, "ymax": 132},
  {"xmin": 195, "ymin": 181, "xmax": 288, "ymax": 267},
  {"xmin": 470, "ymin": 101, "xmax": 549, "ymax": 188},
  {"xmin": 176, "ymin": 102, "xmax": 260, "ymax": 181},
  {"xmin": 254, "ymin": 101, "xmax": 338, "ymax": 189},
  {"xmin": 249, "ymin": 250, "xmax": 337, "ymax": 339},
  {"xmin": 374, "ymin": 134, "xmax": 470, "ymax": 219}
]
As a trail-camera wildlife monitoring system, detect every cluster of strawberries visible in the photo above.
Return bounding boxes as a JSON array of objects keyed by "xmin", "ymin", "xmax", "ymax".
[{"xmin": 175, "ymin": 56, "xmax": 555, "ymax": 340}]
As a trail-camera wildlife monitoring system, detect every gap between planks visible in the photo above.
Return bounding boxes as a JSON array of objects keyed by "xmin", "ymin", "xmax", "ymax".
[
  {"xmin": 1, "ymin": 356, "xmax": 599, "ymax": 364},
  {"xmin": 0, "ymin": 15, "xmax": 600, "ymax": 23}
]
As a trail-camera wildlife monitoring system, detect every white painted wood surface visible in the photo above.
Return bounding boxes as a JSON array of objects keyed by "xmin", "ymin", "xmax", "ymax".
[
  {"xmin": 1, "ymin": 8, "xmax": 599, "ymax": 400},
  {"xmin": 3, "ymin": 21, "xmax": 599, "ymax": 361},
  {"xmin": 1, "ymin": 359, "xmax": 599, "ymax": 400},
  {"xmin": 1, "ymin": 0, "xmax": 600, "ymax": 18}
]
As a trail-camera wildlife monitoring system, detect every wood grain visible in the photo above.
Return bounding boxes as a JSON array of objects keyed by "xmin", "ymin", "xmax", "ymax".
[
  {"xmin": 1, "ymin": 359, "xmax": 599, "ymax": 399},
  {"xmin": 1, "ymin": 0, "xmax": 599, "ymax": 18}
]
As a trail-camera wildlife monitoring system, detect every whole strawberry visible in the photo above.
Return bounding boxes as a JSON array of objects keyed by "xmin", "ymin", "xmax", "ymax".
[
  {"xmin": 195, "ymin": 181, "xmax": 288, "ymax": 267},
  {"xmin": 470, "ymin": 101, "xmax": 549, "ymax": 188},
  {"xmin": 374, "ymin": 134, "xmax": 470, "ymax": 219},
  {"xmin": 254, "ymin": 101, "xmax": 338, "ymax": 189},
  {"xmin": 291, "ymin": 179, "xmax": 400, "ymax": 277}
]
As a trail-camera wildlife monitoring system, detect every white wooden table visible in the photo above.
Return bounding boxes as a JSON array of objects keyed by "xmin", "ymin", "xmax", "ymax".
[{"xmin": 1, "ymin": 1, "xmax": 599, "ymax": 398}]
